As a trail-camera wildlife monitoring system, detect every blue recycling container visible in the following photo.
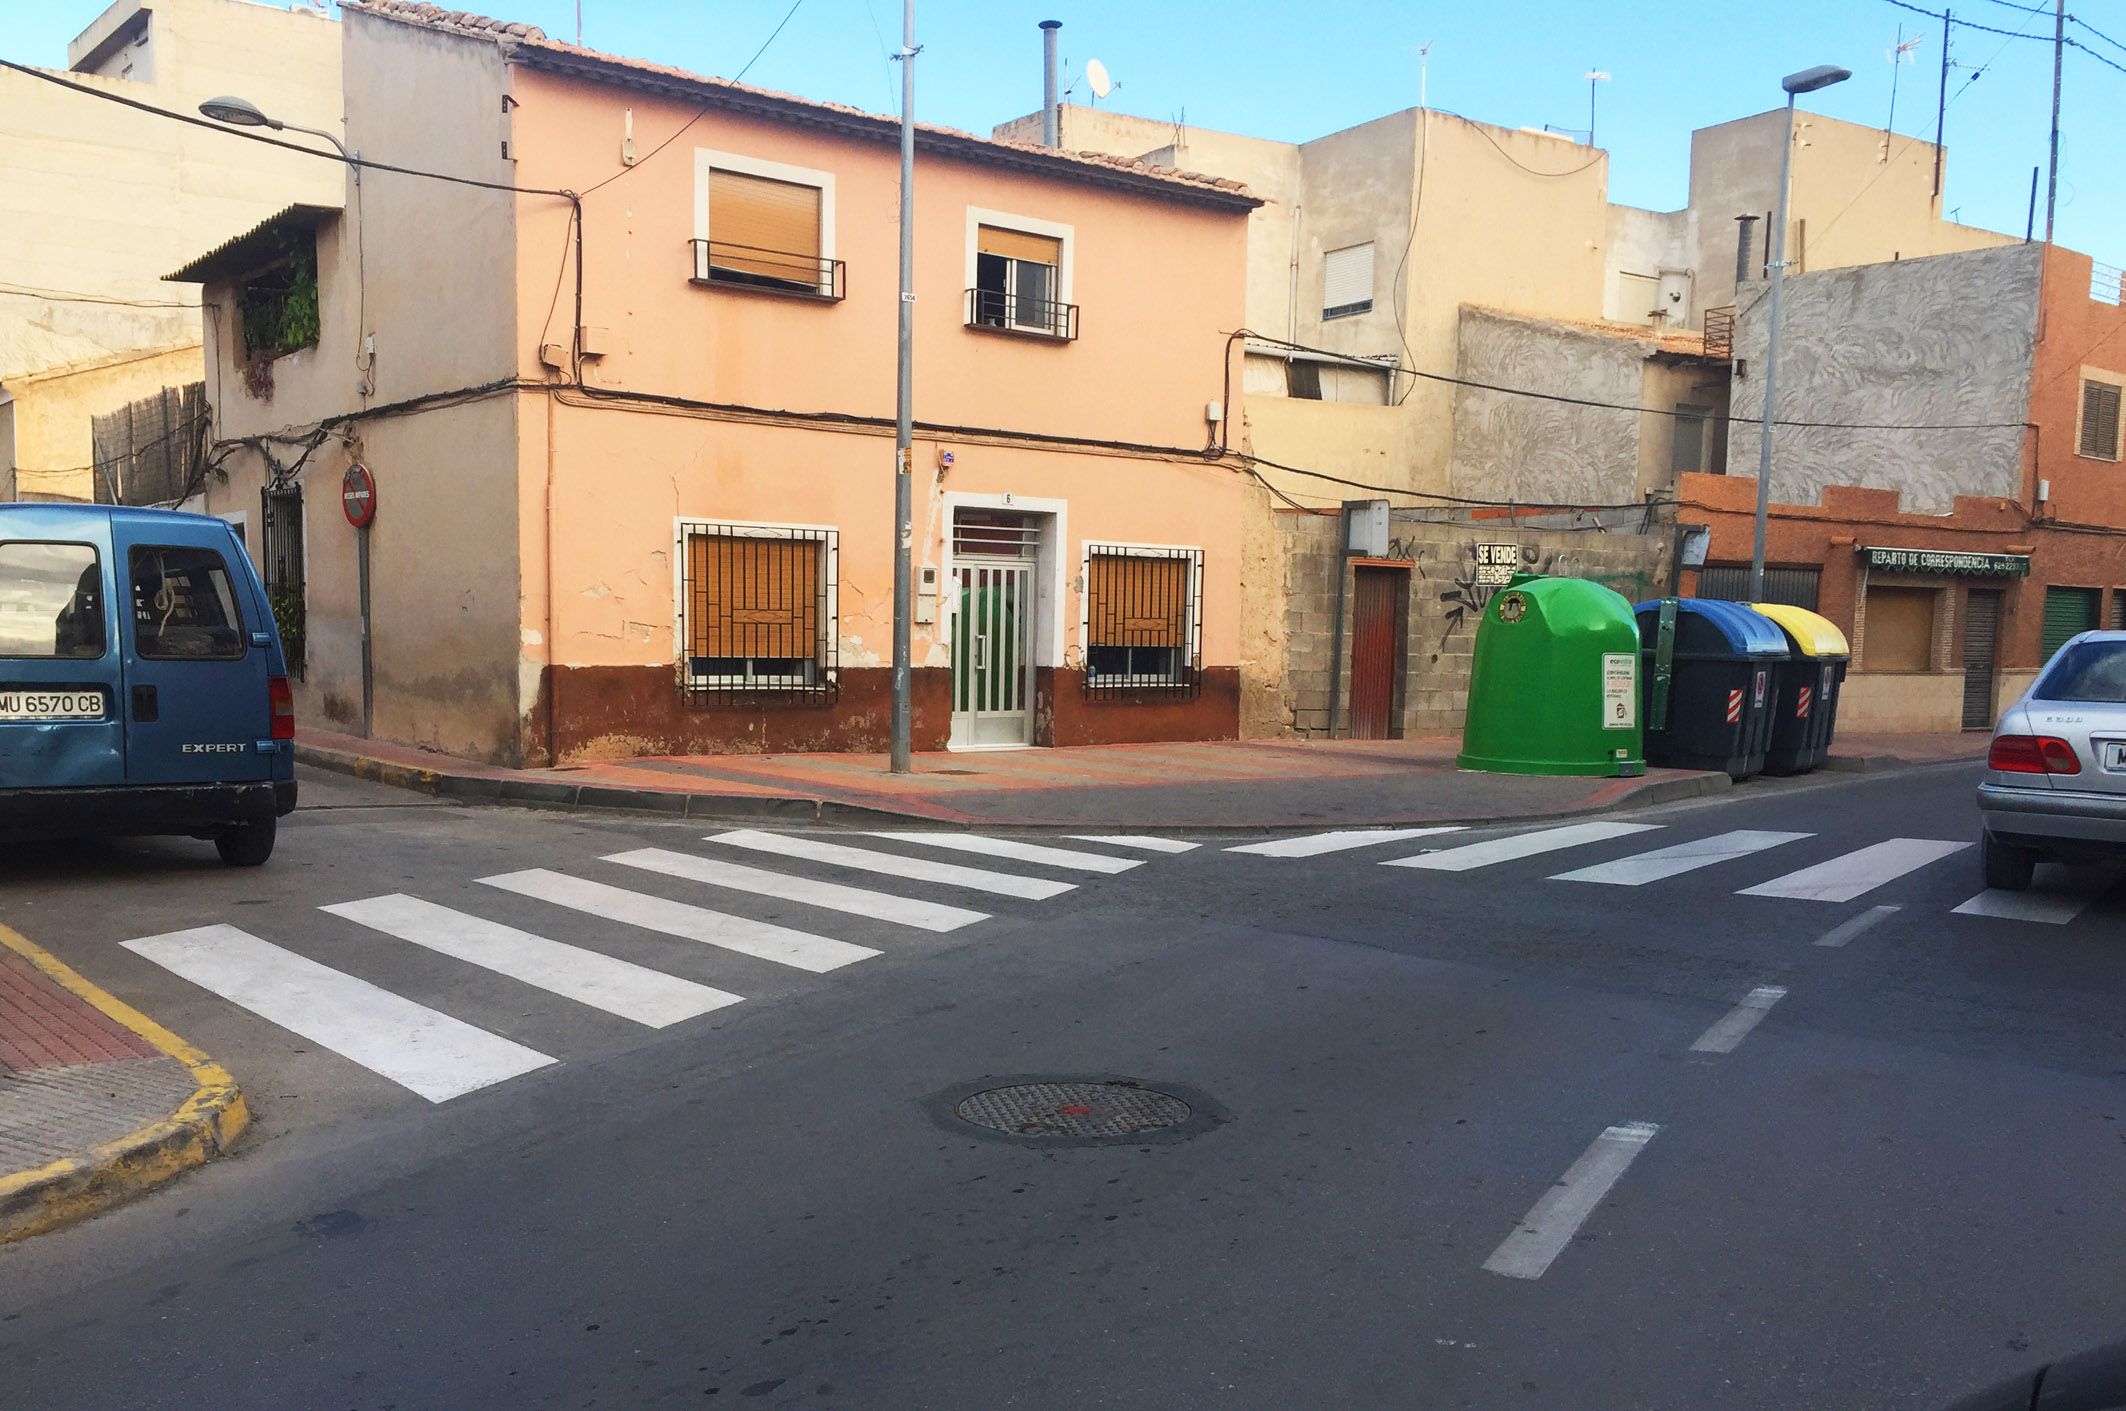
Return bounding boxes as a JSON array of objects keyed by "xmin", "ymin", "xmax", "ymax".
[{"xmin": 1634, "ymin": 599, "xmax": 1790, "ymax": 780}]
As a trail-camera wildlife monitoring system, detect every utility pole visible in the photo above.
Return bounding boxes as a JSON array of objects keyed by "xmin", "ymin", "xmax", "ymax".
[
  {"xmin": 1931, "ymin": 9, "xmax": 1950, "ymax": 198},
  {"xmin": 889, "ymin": 0, "xmax": 917, "ymax": 773},
  {"xmin": 2044, "ymin": 0, "xmax": 2063, "ymax": 243}
]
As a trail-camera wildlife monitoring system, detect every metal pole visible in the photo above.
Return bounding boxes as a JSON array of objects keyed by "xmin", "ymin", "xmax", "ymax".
[
  {"xmin": 2025, "ymin": 164, "xmax": 2040, "ymax": 242},
  {"xmin": 889, "ymin": 0, "xmax": 917, "ymax": 773},
  {"xmin": 1750, "ymin": 95, "xmax": 1799, "ymax": 603},
  {"xmin": 1931, "ymin": 9, "xmax": 1950, "ymax": 198},
  {"xmin": 1588, "ymin": 76, "xmax": 1596, "ymax": 147},
  {"xmin": 2044, "ymin": 0, "xmax": 2063, "ymax": 243},
  {"xmin": 1040, "ymin": 20, "xmax": 1061, "ymax": 147},
  {"xmin": 357, "ymin": 525, "xmax": 373, "ymax": 738}
]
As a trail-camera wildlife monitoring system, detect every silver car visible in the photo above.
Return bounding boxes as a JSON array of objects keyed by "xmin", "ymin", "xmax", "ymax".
[{"xmin": 1977, "ymin": 630, "xmax": 2126, "ymax": 891}]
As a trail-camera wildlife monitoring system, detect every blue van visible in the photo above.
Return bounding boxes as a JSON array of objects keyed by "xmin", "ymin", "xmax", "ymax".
[{"xmin": 0, "ymin": 504, "xmax": 296, "ymax": 865}]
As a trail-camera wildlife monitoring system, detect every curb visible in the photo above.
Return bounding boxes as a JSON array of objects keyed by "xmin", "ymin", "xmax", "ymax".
[
  {"xmin": 0, "ymin": 924, "xmax": 249, "ymax": 1244},
  {"xmin": 298, "ymin": 739, "xmax": 1737, "ymax": 832}
]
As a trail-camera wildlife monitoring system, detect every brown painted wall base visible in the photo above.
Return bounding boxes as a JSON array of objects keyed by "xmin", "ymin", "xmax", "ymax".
[
  {"xmin": 536, "ymin": 666, "xmax": 954, "ymax": 763},
  {"xmin": 1038, "ymin": 667, "xmax": 1241, "ymax": 747}
]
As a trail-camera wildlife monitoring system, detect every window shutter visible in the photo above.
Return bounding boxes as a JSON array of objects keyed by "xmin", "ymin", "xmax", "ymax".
[
  {"xmin": 1087, "ymin": 554, "xmax": 1187, "ymax": 648},
  {"xmin": 1863, "ymin": 587, "xmax": 1936, "ymax": 673},
  {"xmin": 977, "ymin": 225, "xmax": 1061, "ymax": 266},
  {"xmin": 2042, "ymin": 586, "xmax": 2099, "ymax": 660},
  {"xmin": 689, "ymin": 534, "xmax": 819, "ymax": 659},
  {"xmin": 2081, "ymin": 380, "xmax": 2122, "ymax": 459},
  {"xmin": 1322, "ymin": 242, "xmax": 1375, "ymax": 315},
  {"xmin": 708, "ymin": 169, "xmax": 822, "ymax": 283}
]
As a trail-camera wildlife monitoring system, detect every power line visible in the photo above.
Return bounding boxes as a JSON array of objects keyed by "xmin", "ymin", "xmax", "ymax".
[
  {"xmin": 2072, "ymin": 13, "xmax": 2126, "ymax": 56},
  {"xmin": 0, "ymin": 282, "xmax": 199, "ymax": 309},
  {"xmin": 577, "ymin": 0, "xmax": 806, "ymax": 197},
  {"xmin": 1877, "ymin": 0, "xmax": 2061, "ymax": 41}
]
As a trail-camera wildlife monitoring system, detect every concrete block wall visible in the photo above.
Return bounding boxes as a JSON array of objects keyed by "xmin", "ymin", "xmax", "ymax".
[{"xmin": 1277, "ymin": 510, "xmax": 1673, "ymax": 737}]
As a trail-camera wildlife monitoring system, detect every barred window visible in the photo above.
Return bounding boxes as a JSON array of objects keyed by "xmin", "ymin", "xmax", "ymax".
[
  {"xmin": 1083, "ymin": 544, "xmax": 1202, "ymax": 693},
  {"xmin": 678, "ymin": 522, "xmax": 837, "ymax": 699}
]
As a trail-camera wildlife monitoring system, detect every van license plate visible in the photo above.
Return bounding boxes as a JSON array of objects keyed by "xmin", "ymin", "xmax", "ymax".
[
  {"xmin": 0, "ymin": 690, "xmax": 104, "ymax": 721},
  {"xmin": 2106, "ymin": 742, "xmax": 2126, "ymax": 771}
]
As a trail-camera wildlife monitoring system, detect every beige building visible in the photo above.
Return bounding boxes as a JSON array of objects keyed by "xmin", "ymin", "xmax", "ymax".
[{"xmin": 0, "ymin": 0, "xmax": 341, "ymax": 501}]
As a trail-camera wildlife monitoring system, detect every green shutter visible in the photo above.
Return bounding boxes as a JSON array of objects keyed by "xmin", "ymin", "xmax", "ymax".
[{"xmin": 2041, "ymin": 586, "xmax": 2099, "ymax": 660}]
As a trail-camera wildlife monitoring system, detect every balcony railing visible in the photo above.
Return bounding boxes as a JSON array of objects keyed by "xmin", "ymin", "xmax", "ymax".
[
  {"xmin": 2093, "ymin": 261, "xmax": 2124, "ymax": 307},
  {"xmin": 1702, "ymin": 305, "xmax": 1735, "ymax": 361},
  {"xmin": 689, "ymin": 239, "xmax": 844, "ymax": 301},
  {"xmin": 964, "ymin": 288, "xmax": 1078, "ymax": 341}
]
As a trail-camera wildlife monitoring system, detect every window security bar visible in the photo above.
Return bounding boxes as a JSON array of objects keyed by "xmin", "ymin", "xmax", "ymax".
[
  {"xmin": 689, "ymin": 240, "xmax": 845, "ymax": 301},
  {"xmin": 964, "ymin": 288, "xmax": 1079, "ymax": 340}
]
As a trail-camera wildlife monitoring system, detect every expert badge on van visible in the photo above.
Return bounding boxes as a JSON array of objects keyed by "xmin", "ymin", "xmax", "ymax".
[{"xmin": 0, "ymin": 504, "xmax": 296, "ymax": 865}]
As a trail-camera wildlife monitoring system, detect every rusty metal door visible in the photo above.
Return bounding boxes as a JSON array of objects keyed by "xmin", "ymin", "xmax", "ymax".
[
  {"xmin": 1347, "ymin": 565, "xmax": 1404, "ymax": 739},
  {"xmin": 1962, "ymin": 588, "xmax": 2001, "ymax": 730}
]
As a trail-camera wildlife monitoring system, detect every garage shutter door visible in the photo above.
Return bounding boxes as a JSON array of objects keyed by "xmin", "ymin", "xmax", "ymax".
[{"xmin": 2041, "ymin": 586, "xmax": 2099, "ymax": 661}]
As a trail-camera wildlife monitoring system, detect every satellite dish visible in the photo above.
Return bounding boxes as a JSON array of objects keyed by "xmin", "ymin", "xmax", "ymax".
[{"xmin": 1085, "ymin": 58, "xmax": 1113, "ymax": 99}]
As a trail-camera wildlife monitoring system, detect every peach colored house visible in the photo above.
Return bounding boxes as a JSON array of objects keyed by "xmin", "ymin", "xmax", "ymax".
[{"xmin": 175, "ymin": 1, "xmax": 1262, "ymax": 765}]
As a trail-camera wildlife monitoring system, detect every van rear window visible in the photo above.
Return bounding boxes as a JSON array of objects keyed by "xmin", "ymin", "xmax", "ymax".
[
  {"xmin": 130, "ymin": 545, "xmax": 246, "ymax": 661},
  {"xmin": 0, "ymin": 542, "xmax": 106, "ymax": 659}
]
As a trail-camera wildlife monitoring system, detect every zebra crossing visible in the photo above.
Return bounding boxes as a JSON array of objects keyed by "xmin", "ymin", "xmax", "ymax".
[
  {"xmin": 120, "ymin": 830, "xmax": 1167, "ymax": 1106},
  {"xmin": 1218, "ymin": 823, "xmax": 2122, "ymax": 926}
]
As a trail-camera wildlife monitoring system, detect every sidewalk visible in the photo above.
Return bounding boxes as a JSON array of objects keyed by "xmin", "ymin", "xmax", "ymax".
[
  {"xmin": 295, "ymin": 726, "xmax": 1985, "ymax": 830},
  {"xmin": 0, "ymin": 924, "xmax": 247, "ymax": 1243}
]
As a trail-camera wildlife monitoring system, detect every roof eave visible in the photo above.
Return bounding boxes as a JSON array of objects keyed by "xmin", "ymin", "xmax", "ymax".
[
  {"xmin": 507, "ymin": 45, "xmax": 1261, "ymax": 214},
  {"xmin": 165, "ymin": 202, "xmax": 342, "ymax": 285}
]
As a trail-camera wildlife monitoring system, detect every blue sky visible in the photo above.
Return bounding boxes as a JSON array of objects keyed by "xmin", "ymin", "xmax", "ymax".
[{"xmin": 9, "ymin": 0, "xmax": 2122, "ymax": 261}]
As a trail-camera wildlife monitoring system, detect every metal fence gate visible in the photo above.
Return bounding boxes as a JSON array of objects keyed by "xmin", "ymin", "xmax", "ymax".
[
  {"xmin": 1962, "ymin": 588, "xmax": 2001, "ymax": 730},
  {"xmin": 950, "ymin": 559, "xmax": 1033, "ymax": 747}
]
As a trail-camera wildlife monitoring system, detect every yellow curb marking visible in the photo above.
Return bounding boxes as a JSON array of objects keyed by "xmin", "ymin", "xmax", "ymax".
[{"xmin": 0, "ymin": 920, "xmax": 250, "ymax": 1243}]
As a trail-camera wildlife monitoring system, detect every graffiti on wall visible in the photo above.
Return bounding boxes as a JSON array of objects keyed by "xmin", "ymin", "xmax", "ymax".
[{"xmin": 1411, "ymin": 538, "xmax": 1656, "ymax": 653}]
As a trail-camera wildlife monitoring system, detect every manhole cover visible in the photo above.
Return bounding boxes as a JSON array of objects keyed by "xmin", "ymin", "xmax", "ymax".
[{"xmin": 953, "ymin": 1080, "xmax": 1192, "ymax": 1139}]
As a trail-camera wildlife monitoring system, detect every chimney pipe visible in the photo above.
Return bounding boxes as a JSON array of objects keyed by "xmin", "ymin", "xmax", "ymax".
[
  {"xmin": 1733, "ymin": 214, "xmax": 1760, "ymax": 288},
  {"xmin": 1040, "ymin": 20, "xmax": 1061, "ymax": 147}
]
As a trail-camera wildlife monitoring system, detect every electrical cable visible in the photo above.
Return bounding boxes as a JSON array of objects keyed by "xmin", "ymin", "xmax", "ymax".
[
  {"xmin": 1389, "ymin": 108, "xmax": 1432, "ymax": 405},
  {"xmin": 2072, "ymin": 13, "xmax": 2126, "ymax": 57},
  {"xmin": 576, "ymin": 0, "xmax": 805, "ymax": 198},
  {"xmin": 0, "ymin": 282, "xmax": 198, "ymax": 309},
  {"xmin": 1239, "ymin": 329, "xmax": 2033, "ymax": 431}
]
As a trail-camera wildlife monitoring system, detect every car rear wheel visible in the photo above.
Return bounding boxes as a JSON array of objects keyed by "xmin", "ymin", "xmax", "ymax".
[
  {"xmin": 1981, "ymin": 832, "xmax": 2037, "ymax": 892},
  {"xmin": 215, "ymin": 816, "xmax": 276, "ymax": 867}
]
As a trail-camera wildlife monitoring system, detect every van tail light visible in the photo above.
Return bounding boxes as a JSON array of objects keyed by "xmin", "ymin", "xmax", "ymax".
[
  {"xmin": 269, "ymin": 675, "xmax": 295, "ymax": 741},
  {"xmin": 1988, "ymin": 734, "xmax": 2081, "ymax": 775}
]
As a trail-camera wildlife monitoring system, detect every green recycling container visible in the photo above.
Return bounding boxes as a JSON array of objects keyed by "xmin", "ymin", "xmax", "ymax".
[{"xmin": 1458, "ymin": 573, "xmax": 1645, "ymax": 777}]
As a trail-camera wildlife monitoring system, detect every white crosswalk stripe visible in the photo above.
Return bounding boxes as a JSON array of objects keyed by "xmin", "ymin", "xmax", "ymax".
[
  {"xmin": 1227, "ymin": 827, "xmax": 1465, "ymax": 858},
  {"xmin": 706, "ymin": 829, "xmax": 1074, "ymax": 900},
  {"xmin": 604, "ymin": 848, "xmax": 988, "ymax": 932},
  {"xmin": 862, "ymin": 832, "xmax": 1144, "ymax": 875},
  {"xmin": 322, "ymin": 894, "xmax": 742, "ymax": 1027},
  {"xmin": 481, "ymin": 869, "xmax": 878, "ymax": 973},
  {"xmin": 1952, "ymin": 875, "xmax": 2114, "ymax": 924},
  {"xmin": 123, "ymin": 924, "xmax": 555, "ymax": 1103},
  {"xmin": 1384, "ymin": 821, "xmax": 1662, "ymax": 872},
  {"xmin": 1552, "ymin": 830, "xmax": 1813, "ymax": 886},
  {"xmin": 1066, "ymin": 835, "xmax": 1199, "ymax": 853},
  {"xmin": 1738, "ymin": 838, "xmax": 1971, "ymax": 903}
]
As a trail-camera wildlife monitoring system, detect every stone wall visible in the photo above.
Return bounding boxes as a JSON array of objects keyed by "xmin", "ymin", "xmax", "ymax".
[{"xmin": 1277, "ymin": 508, "xmax": 1674, "ymax": 737}]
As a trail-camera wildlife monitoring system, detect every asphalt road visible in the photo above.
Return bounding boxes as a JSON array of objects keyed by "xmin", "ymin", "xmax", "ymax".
[{"xmin": 3, "ymin": 762, "xmax": 2124, "ymax": 1409}]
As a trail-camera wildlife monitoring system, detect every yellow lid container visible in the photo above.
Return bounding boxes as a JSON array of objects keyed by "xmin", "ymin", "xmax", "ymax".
[{"xmin": 1751, "ymin": 602, "xmax": 1850, "ymax": 659}]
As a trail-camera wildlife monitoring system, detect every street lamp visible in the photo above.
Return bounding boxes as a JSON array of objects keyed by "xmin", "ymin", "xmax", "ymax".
[
  {"xmin": 198, "ymin": 95, "xmax": 357, "ymax": 181},
  {"xmin": 1749, "ymin": 63, "xmax": 1849, "ymax": 602}
]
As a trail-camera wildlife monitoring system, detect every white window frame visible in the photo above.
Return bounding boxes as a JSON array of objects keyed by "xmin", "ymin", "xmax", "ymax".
[
  {"xmin": 671, "ymin": 516, "xmax": 839, "ymax": 691},
  {"xmin": 1078, "ymin": 539, "xmax": 1203, "ymax": 688},
  {"xmin": 692, "ymin": 149, "xmax": 837, "ymax": 290},
  {"xmin": 2076, "ymin": 366, "xmax": 2124, "ymax": 463},
  {"xmin": 964, "ymin": 206, "xmax": 1075, "ymax": 337}
]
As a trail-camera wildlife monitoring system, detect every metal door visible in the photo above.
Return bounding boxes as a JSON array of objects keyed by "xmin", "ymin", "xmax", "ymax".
[
  {"xmin": 2042, "ymin": 585, "xmax": 2099, "ymax": 661},
  {"xmin": 950, "ymin": 559, "xmax": 1033, "ymax": 747},
  {"xmin": 1347, "ymin": 564, "xmax": 1404, "ymax": 740},
  {"xmin": 1962, "ymin": 588, "xmax": 2001, "ymax": 730}
]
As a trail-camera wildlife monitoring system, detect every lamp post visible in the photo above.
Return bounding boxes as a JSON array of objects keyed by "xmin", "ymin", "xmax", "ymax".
[
  {"xmin": 199, "ymin": 95, "xmax": 356, "ymax": 183},
  {"xmin": 1749, "ymin": 64, "xmax": 1850, "ymax": 602}
]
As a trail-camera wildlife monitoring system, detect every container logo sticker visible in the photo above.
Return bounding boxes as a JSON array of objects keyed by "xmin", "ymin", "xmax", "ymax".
[
  {"xmin": 1821, "ymin": 663, "xmax": 1835, "ymax": 701},
  {"xmin": 1726, "ymin": 688, "xmax": 1745, "ymax": 724},
  {"xmin": 1796, "ymin": 685, "xmax": 1814, "ymax": 718},
  {"xmin": 1497, "ymin": 591, "xmax": 1528, "ymax": 624},
  {"xmin": 1753, "ymin": 668, "xmax": 1769, "ymax": 708},
  {"xmin": 1601, "ymin": 652, "xmax": 1636, "ymax": 730}
]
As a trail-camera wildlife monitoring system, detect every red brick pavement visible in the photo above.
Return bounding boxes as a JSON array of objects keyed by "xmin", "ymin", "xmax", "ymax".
[{"xmin": 0, "ymin": 948, "xmax": 157, "ymax": 1072}]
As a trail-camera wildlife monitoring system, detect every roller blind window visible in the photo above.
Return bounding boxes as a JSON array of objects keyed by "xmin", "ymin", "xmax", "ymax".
[
  {"xmin": 1084, "ymin": 548, "xmax": 1200, "ymax": 689},
  {"xmin": 683, "ymin": 528, "xmax": 832, "ymax": 689},
  {"xmin": 1323, "ymin": 242, "xmax": 1375, "ymax": 318},
  {"xmin": 973, "ymin": 225, "xmax": 1065, "ymax": 334},
  {"xmin": 706, "ymin": 169, "xmax": 825, "ymax": 291}
]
